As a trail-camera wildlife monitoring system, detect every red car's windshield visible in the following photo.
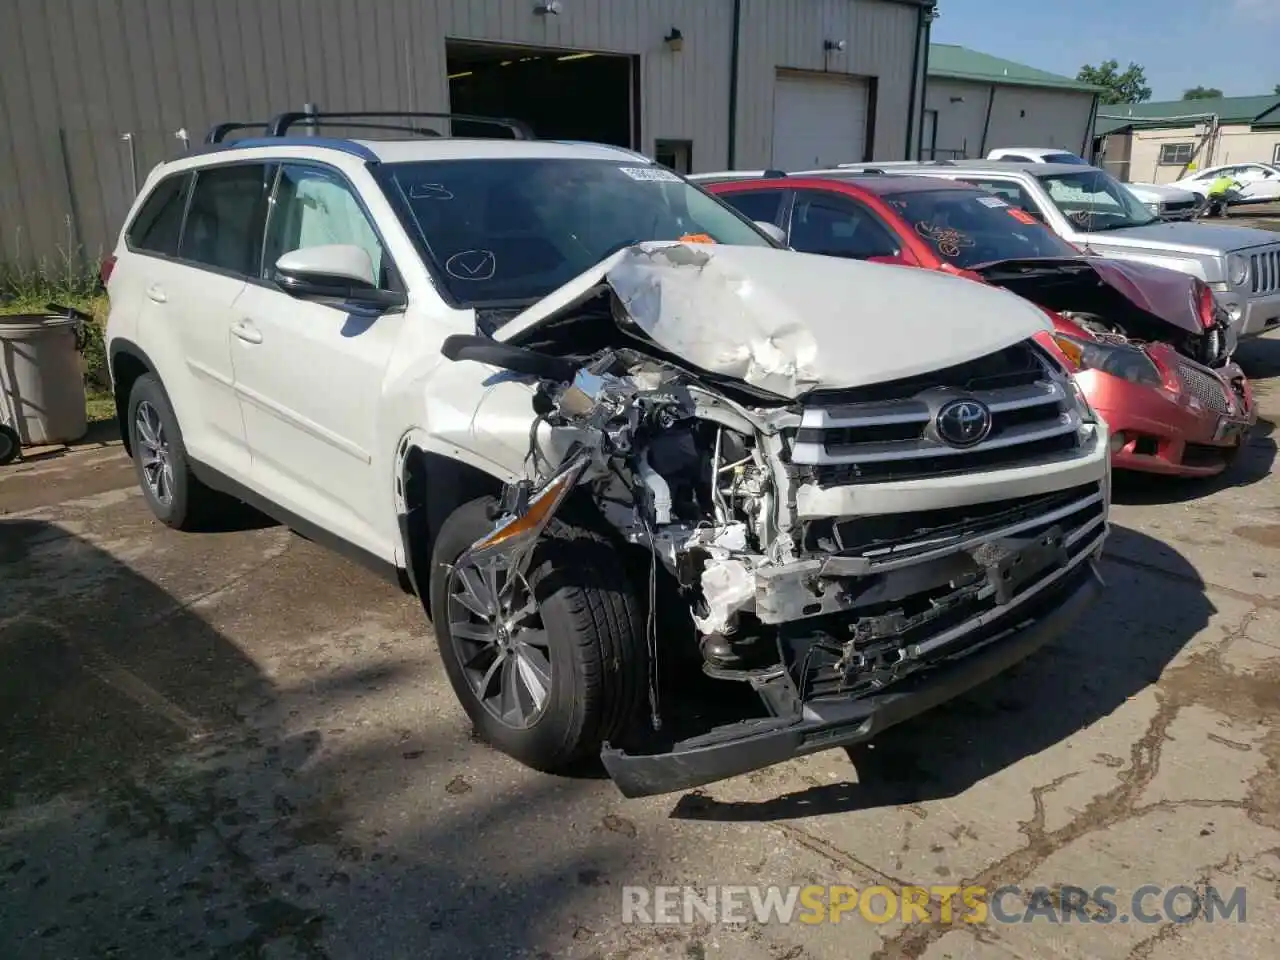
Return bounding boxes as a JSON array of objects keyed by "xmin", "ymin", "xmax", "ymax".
[{"xmin": 882, "ymin": 188, "xmax": 1078, "ymax": 268}]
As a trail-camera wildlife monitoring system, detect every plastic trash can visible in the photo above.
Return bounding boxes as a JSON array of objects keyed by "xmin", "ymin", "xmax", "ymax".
[{"xmin": 0, "ymin": 311, "xmax": 88, "ymax": 448}]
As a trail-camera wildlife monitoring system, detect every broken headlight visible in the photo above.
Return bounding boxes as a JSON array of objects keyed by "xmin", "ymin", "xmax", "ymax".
[{"xmin": 1052, "ymin": 333, "xmax": 1163, "ymax": 389}]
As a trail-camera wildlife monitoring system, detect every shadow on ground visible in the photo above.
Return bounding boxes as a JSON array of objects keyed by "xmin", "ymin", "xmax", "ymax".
[
  {"xmin": 668, "ymin": 525, "xmax": 1212, "ymax": 822},
  {"xmin": 0, "ymin": 520, "xmax": 630, "ymax": 959}
]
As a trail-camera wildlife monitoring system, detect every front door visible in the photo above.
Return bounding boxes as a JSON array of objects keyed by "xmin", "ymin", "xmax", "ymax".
[{"xmin": 230, "ymin": 162, "xmax": 405, "ymax": 560}]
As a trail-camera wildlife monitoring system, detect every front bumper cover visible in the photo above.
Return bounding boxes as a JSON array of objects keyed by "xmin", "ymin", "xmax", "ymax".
[{"xmin": 601, "ymin": 561, "xmax": 1104, "ymax": 798}]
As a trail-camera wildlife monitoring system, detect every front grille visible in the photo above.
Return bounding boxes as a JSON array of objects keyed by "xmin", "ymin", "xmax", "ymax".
[
  {"xmin": 1251, "ymin": 248, "xmax": 1280, "ymax": 295},
  {"xmin": 796, "ymin": 508, "xmax": 1105, "ymax": 701},
  {"xmin": 803, "ymin": 481, "xmax": 1103, "ymax": 563},
  {"xmin": 792, "ymin": 340, "xmax": 1083, "ymax": 484},
  {"xmin": 1164, "ymin": 200, "xmax": 1196, "ymax": 214},
  {"xmin": 1176, "ymin": 357, "xmax": 1230, "ymax": 415}
]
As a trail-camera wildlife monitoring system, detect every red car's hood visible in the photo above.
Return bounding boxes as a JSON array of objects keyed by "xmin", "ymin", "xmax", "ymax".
[{"xmin": 969, "ymin": 257, "xmax": 1203, "ymax": 336}]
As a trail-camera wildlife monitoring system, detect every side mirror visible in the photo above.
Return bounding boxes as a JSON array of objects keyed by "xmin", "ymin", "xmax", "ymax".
[
  {"xmin": 441, "ymin": 334, "xmax": 579, "ymax": 383},
  {"xmin": 274, "ymin": 244, "xmax": 406, "ymax": 309},
  {"xmin": 754, "ymin": 221, "xmax": 788, "ymax": 246}
]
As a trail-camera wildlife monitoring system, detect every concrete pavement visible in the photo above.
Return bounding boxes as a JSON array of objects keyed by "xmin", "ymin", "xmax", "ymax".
[{"xmin": 3, "ymin": 337, "xmax": 1280, "ymax": 959}]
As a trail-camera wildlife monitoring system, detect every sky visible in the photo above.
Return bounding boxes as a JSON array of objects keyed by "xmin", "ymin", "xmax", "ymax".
[{"xmin": 931, "ymin": 0, "xmax": 1280, "ymax": 101}]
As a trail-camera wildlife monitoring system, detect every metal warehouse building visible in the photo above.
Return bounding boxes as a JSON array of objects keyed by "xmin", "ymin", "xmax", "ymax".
[
  {"xmin": 0, "ymin": 0, "xmax": 937, "ymax": 266},
  {"xmin": 1094, "ymin": 94, "xmax": 1280, "ymax": 184},
  {"xmin": 920, "ymin": 44, "xmax": 1103, "ymax": 161}
]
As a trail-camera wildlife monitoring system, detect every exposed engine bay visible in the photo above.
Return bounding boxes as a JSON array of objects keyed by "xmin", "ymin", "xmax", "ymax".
[
  {"xmin": 439, "ymin": 241, "xmax": 1109, "ymax": 796},
  {"xmin": 442, "ymin": 254, "xmax": 1105, "ymax": 705},
  {"xmin": 974, "ymin": 258, "xmax": 1233, "ymax": 368}
]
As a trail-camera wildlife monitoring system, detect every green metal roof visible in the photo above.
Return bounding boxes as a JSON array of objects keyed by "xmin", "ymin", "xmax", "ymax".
[
  {"xmin": 927, "ymin": 44, "xmax": 1104, "ymax": 94},
  {"xmin": 1095, "ymin": 95, "xmax": 1280, "ymax": 135}
]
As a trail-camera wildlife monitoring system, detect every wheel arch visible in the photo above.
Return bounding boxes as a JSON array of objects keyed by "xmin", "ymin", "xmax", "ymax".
[
  {"xmin": 394, "ymin": 437, "xmax": 507, "ymax": 619},
  {"xmin": 107, "ymin": 338, "xmax": 161, "ymax": 455}
]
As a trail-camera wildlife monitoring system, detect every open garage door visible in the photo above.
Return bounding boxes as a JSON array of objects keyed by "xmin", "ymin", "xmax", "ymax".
[
  {"xmin": 447, "ymin": 41, "xmax": 637, "ymax": 147},
  {"xmin": 772, "ymin": 71, "xmax": 870, "ymax": 170}
]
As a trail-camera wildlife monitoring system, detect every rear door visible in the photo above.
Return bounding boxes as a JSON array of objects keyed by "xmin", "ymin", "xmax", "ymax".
[
  {"xmin": 229, "ymin": 161, "xmax": 405, "ymax": 559},
  {"xmin": 126, "ymin": 163, "xmax": 272, "ymax": 477}
]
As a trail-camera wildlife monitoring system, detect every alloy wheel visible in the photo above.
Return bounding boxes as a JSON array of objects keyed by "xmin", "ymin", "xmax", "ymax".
[
  {"xmin": 447, "ymin": 558, "xmax": 552, "ymax": 729},
  {"xmin": 135, "ymin": 400, "xmax": 174, "ymax": 506}
]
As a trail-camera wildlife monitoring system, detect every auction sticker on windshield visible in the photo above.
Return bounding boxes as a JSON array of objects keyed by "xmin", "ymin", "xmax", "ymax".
[
  {"xmin": 976, "ymin": 196, "xmax": 1007, "ymax": 208},
  {"xmin": 1008, "ymin": 208, "xmax": 1039, "ymax": 225},
  {"xmin": 620, "ymin": 166, "xmax": 682, "ymax": 182}
]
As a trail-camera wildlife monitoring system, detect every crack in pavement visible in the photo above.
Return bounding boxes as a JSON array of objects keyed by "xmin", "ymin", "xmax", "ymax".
[{"xmin": 865, "ymin": 603, "xmax": 1280, "ymax": 959}]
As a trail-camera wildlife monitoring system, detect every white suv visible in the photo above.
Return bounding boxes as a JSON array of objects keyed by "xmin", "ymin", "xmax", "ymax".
[{"xmin": 105, "ymin": 112, "xmax": 1111, "ymax": 798}]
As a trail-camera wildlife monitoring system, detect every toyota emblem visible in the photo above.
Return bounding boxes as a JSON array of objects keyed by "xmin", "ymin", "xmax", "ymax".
[{"xmin": 935, "ymin": 398, "xmax": 993, "ymax": 448}]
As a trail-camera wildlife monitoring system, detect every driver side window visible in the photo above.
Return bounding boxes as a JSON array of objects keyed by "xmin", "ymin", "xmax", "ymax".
[
  {"xmin": 787, "ymin": 191, "xmax": 901, "ymax": 260},
  {"xmin": 264, "ymin": 164, "xmax": 389, "ymax": 285}
]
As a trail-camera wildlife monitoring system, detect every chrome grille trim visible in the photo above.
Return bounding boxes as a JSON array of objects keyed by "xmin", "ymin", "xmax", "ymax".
[
  {"xmin": 791, "ymin": 340, "xmax": 1080, "ymax": 476},
  {"xmin": 821, "ymin": 485, "xmax": 1105, "ymax": 577},
  {"xmin": 1251, "ymin": 248, "xmax": 1280, "ymax": 295}
]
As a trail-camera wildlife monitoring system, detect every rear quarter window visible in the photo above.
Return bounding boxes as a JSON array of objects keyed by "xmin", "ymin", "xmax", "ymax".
[{"xmin": 126, "ymin": 173, "xmax": 192, "ymax": 256}]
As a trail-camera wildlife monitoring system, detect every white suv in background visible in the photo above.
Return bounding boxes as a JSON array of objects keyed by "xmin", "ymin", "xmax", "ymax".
[
  {"xmin": 986, "ymin": 147, "xmax": 1206, "ymax": 220},
  {"xmin": 104, "ymin": 112, "xmax": 1110, "ymax": 798}
]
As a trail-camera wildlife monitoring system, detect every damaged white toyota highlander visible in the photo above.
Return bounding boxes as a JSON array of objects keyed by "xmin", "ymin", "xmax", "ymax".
[{"xmin": 104, "ymin": 118, "xmax": 1111, "ymax": 798}]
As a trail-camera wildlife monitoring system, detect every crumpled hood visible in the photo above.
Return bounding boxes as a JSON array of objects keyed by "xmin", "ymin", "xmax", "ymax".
[
  {"xmin": 973, "ymin": 257, "xmax": 1204, "ymax": 334},
  {"xmin": 496, "ymin": 242, "xmax": 1051, "ymax": 399}
]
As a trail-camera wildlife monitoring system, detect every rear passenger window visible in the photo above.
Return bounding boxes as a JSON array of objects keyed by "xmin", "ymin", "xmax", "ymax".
[
  {"xmin": 180, "ymin": 164, "xmax": 273, "ymax": 276},
  {"xmin": 127, "ymin": 174, "xmax": 191, "ymax": 256}
]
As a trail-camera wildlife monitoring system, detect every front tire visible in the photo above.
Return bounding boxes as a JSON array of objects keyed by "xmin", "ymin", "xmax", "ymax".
[
  {"xmin": 429, "ymin": 497, "xmax": 645, "ymax": 773},
  {"xmin": 126, "ymin": 373, "xmax": 225, "ymax": 530}
]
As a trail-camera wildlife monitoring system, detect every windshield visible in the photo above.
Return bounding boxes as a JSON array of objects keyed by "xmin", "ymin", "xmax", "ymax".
[
  {"xmin": 1037, "ymin": 169, "xmax": 1160, "ymax": 231},
  {"xmin": 883, "ymin": 188, "xmax": 1078, "ymax": 268},
  {"xmin": 381, "ymin": 158, "xmax": 773, "ymax": 305}
]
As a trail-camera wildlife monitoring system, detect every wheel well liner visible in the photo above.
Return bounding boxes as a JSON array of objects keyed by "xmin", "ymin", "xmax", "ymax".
[{"xmin": 399, "ymin": 447, "xmax": 504, "ymax": 619}]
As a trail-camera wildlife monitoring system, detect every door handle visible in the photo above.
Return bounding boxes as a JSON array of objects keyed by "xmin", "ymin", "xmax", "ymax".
[
  {"xmin": 231, "ymin": 320, "xmax": 263, "ymax": 344},
  {"xmin": 145, "ymin": 284, "xmax": 167, "ymax": 303}
]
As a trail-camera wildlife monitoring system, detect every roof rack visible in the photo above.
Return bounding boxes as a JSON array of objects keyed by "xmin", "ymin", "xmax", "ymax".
[
  {"xmin": 205, "ymin": 121, "xmax": 271, "ymax": 144},
  {"xmin": 266, "ymin": 110, "xmax": 535, "ymax": 140}
]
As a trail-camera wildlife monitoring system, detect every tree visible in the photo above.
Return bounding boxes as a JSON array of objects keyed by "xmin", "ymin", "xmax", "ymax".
[
  {"xmin": 1275, "ymin": 83, "xmax": 1280, "ymax": 95},
  {"xmin": 1077, "ymin": 60, "xmax": 1152, "ymax": 105},
  {"xmin": 1183, "ymin": 86, "xmax": 1223, "ymax": 100}
]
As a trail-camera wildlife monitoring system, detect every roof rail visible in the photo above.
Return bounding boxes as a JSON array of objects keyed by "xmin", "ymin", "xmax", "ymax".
[
  {"xmin": 205, "ymin": 121, "xmax": 271, "ymax": 144},
  {"xmin": 266, "ymin": 111, "xmax": 535, "ymax": 140}
]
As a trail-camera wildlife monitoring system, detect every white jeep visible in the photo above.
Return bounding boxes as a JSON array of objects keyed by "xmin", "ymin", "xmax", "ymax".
[{"xmin": 104, "ymin": 112, "xmax": 1111, "ymax": 797}]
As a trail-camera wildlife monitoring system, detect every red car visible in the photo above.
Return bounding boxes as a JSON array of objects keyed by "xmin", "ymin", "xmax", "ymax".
[{"xmin": 704, "ymin": 172, "xmax": 1255, "ymax": 477}]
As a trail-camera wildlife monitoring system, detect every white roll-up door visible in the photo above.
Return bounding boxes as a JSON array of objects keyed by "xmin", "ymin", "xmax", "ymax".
[{"xmin": 771, "ymin": 71, "xmax": 870, "ymax": 171}]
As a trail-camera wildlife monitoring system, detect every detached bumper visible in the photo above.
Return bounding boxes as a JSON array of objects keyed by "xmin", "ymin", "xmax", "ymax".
[{"xmin": 601, "ymin": 562, "xmax": 1104, "ymax": 799}]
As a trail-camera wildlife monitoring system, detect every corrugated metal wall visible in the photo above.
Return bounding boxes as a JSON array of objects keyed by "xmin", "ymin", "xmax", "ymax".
[
  {"xmin": 923, "ymin": 78, "xmax": 1096, "ymax": 160},
  {"xmin": 0, "ymin": 0, "xmax": 921, "ymax": 267}
]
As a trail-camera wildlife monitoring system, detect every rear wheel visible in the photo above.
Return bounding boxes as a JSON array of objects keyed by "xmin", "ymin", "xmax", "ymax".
[
  {"xmin": 126, "ymin": 374, "xmax": 228, "ymax": 530},
  {"xmin": 429, "ymin": 497, "xmax": 645, "ymax": 772},
  {"xmin": 0, "ymin": 423, "xmax": 19, "ymax": 465}
]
